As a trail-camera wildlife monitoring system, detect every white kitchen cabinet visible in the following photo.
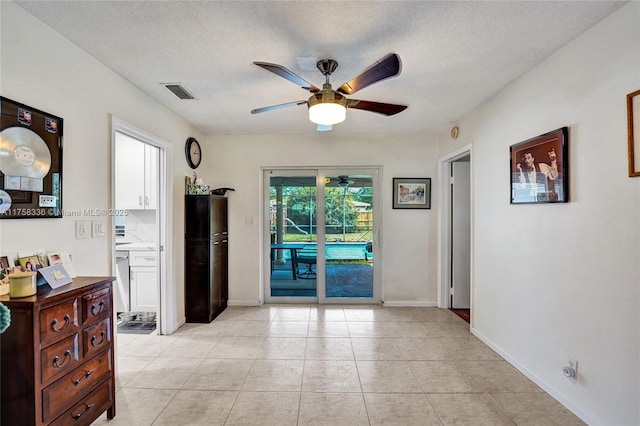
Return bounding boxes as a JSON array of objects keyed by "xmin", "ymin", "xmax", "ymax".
[
  {"xmin": 144, "ymin": 143, "xmax": 158, "ymax": 209},
  {"xmin": 129, "ymin": 250, "xmax": 157, "ymax": 312},
  {"xmin": 115, "ymin": 133, "xmax": 158, "ymax": 210}
]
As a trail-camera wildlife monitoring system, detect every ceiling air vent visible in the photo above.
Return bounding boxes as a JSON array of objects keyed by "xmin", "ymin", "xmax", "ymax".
[{"xmin": 164, "ymin": 83, "xmax": 195, "ymax": 100}]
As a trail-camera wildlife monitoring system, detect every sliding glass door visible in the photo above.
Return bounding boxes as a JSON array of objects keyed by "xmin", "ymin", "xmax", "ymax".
[
  {"xmin": 322, "ymin": 173, "xmax": 375, "ymax": 301},
  {"xmin": 266, "ymin": 170, "xmax": 318, "ymax": 302},
  {"xmin": 264, "ymin": 168, "xmax": 380, "ymax": 304}
]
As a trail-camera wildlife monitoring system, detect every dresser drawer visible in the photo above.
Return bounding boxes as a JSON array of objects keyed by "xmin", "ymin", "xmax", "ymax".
[
  {"xmin": 41, "ymin": 333, "xmax": 80, "ymax": 383},
  {"xmin": 40, "ymin": 299, "xmax": 79, "ymax": 348},
  {"xmin": 82, "ymin": 287, "xmax": 111, "ymax": 325},
  {"xmin": 129, "ymin": 250, "xmax": 156, "ymax": 267},
  {"xmin": 42, "ymin": 349, "xmax": 113, "ymax": 422},
  {"xmin": 50, "ymin": 378, "xmax": 113, "ymax": 426},
  {"xmin": 82, "ymin": 318, "xmax": 111, "ymax": 358}
]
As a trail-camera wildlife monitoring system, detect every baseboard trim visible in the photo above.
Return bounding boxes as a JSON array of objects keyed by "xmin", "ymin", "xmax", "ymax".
[
  {"xmin": 471, "ymin": 327, "xmax": 601, "ymax": 426},
  {"xmin": 228, "ymin": 299, "xmax": 263, "ymax": 307},
  {"xmin": 382, "ymin": 300, "xmax": 437, "ymax": 307}
]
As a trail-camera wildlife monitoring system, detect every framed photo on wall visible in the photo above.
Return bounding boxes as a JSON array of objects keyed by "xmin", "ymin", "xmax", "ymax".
[
  {"xmin": 0, "ymin": 97, "xmax": 64, "ymax": 219},
  {"xmin": 392, "ymin": 178, "xmax": 431, "ymax": 209},
  {"xmin": 627, "ymin": 89, "xmax": 640, "ymax": 177},
  {"xmin": 510, "ymin": 127, "xmax": 568, "ymax": 204}
]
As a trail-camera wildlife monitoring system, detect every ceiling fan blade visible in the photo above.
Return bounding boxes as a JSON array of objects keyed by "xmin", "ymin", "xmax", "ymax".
[
  {"xmin": 316, "ymin": 124, "xmax": 332, "ymax": 132},
  {"xmin": 251, "ymin": 100, "xmax": 307, "ymax": 115},
  {"xmin": 253, "ymin": 62, "xmax": 320, "ymax": 93},
  {"xmin": 337, "ymin": 53, "xmax": 402, "ymax": 95},
  {"xmin": 347, "ymin": 99, "xmax": 408, "ymax": 116}
]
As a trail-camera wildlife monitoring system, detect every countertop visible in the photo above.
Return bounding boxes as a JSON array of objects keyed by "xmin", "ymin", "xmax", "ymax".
[{"xmin": 115, "ymin": 243, "xmax": 156, "ymax": 251}]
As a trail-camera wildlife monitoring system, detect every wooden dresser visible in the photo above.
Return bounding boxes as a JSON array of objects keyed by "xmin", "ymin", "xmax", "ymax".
[{"xmin": 0, "ymin": 276, "xmax": 116, "ymax": 425}]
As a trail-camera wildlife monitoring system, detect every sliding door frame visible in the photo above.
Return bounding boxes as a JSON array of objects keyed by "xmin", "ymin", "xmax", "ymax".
[{"xmin": 262, "ymin": 166, "xmax": 382, "ymax": 305}]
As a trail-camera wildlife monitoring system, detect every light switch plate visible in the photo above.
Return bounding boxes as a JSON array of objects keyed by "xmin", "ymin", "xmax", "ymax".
[
  {"xmin": 75, "ymin": 220, "xmax": 88, "ymax": 239},
  {"xmin": 92, "ymin": 220, "xmax": 105, "ymax": 238}
]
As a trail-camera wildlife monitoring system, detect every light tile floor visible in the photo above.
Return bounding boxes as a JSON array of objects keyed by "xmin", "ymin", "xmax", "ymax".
[{"xmin": 93, "ymin": 305, "xmax": 585, "ymax": 425}]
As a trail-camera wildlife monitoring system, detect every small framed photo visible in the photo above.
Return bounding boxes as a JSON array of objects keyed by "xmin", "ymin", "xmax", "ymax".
[
  {"xmin": 393, "ymin": 178, "xmax": 431, "ymax": 209},
  {"xmin": 510, "ymin": 127, "xmax": 568, "ymax": 204},
  {"xmin": 39, "ymin": 264, "xmax": 72, "ymax": 289},
  {"xmin": 0, "ymin": 255, "xmax": 13, "ymax": 270}
]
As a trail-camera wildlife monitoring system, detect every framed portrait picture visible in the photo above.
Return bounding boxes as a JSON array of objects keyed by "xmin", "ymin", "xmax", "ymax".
[
  {"xmin": 393, "ymin": 178, "xmax": 431, "ymax": 209},
  {"xmin": 510, "ymin": 127, "xmax": 569, "ymax": 204},
  {"xmin": 0, "ymin": 255, "xmax": 13, "ymax": 270},
  {"xmin": 627, "ymin": 89, "xmax": 640, "ymax": 177}
]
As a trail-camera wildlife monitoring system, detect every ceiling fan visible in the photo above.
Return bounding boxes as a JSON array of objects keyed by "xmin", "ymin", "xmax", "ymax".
[
  {"xmin": 251, "ymin": 53, "xmax": 408, "ymax": 131},
  {"xmin": 338, "ymin": 176, "xmax": 355, "ymax": 187}
]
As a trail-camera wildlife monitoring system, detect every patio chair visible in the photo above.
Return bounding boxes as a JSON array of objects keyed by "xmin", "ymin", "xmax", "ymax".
[{"xmin": 296, "ymin": 247, "xmax": 317, "ymax": 279}]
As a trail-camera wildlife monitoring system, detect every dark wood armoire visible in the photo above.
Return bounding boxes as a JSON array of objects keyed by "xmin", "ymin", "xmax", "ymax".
[{"xmin": 184, "ymin": 195, "xmax": 228, "ymax": 323}]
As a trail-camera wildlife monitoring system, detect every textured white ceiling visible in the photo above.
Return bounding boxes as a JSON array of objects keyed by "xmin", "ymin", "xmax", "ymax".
[{"xmin": 15, "ymin": 1, "xmax": 625, "ymax": 136}]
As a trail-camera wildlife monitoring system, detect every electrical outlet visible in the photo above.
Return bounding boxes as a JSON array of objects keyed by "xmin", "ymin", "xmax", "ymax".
[
  {"xmin": 563, "ymin": 357, "xmax": 578, "ymax": 379},
  {"xmin": 75, "ymin": 220, "xmax": 88, "ymax": 239}
]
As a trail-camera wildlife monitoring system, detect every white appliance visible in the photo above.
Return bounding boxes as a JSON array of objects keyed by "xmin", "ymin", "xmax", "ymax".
[{"xmin": 115, "ymin": 250, "xmax": 130, "ymax": 313}]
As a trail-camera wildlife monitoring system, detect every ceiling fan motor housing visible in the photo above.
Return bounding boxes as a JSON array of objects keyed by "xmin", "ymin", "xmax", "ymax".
[
  {"xmin": 309, "ymin": 58, "xmax": 347, "ymax": 113},
  {"xmin": 308, "ymin": 89, "xmax": 347, "ymax": 109}
]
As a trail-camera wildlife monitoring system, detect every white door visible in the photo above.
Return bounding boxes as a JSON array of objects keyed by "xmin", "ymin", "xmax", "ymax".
[{"xmin": 451, "ymin": 160, "xmax": 471, "ymax": 309}]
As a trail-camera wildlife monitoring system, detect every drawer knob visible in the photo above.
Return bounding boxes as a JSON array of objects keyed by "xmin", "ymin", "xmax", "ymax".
[
  {"xmin": 53, "ymin": 350, "xmax": 72, "ymax": 369},
  {"xmin": 90, "ymin": 301, "xmax": 105, "ymax": 316},
  {"xmin": 72, "ymin": 402, "xmax": 95, "ymax": 420},
  {"xmin": 51, "ymin": 314, "xmax": 70, "ymax": 332},
  {"xmin": 91, "ymin": 331, "xmax": 106, "ymax": 347}
]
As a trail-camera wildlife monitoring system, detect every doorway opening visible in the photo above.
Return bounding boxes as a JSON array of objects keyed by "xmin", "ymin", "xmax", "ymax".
[
  {"xmin": 438, "ymin": 145, "xmax": 473, "ymax": 325},
  {"xmin": 111, "ymin": 118, "xmax": 169, "ymax": 335},
  {"xmin": 263, "ymin": 168, "xmax": 381, "ymax": 304}
]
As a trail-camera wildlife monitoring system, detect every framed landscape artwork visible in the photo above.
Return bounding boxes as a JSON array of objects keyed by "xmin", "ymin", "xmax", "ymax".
[
  {"xmin": 393, "ymin": 178, "xmax": 431, "ymax": 209},
  {"xmin": 510, "ymin": 127, "xmax": 569, "ymax": 204}
]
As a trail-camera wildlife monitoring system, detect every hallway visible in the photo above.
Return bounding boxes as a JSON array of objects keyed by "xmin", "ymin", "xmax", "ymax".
[{"xmin": 95, "ymin": 305, "xmax": 584, "ymax": 425}]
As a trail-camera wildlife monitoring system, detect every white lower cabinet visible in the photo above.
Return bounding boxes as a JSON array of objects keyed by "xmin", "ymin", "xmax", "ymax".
[{"xmin": 129, "ymin": 250, "xmax": 157, "ymax": 312}]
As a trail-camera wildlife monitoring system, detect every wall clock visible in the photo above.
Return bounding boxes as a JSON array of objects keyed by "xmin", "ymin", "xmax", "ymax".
[{"xmin": 185, "ymin": 137, "xmax": 201, "ymax": 169}]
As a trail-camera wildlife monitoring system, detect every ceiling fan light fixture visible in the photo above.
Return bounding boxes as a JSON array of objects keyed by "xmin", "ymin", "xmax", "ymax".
[{"xmin": 308, "ymin": 90, "xmax": 347, "ymax": 126}]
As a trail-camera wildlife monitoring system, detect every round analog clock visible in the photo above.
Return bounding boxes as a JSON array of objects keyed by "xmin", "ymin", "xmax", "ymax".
[{"xmin": 185, "ymin": 137, "xmax": 201, "ymax": 169}]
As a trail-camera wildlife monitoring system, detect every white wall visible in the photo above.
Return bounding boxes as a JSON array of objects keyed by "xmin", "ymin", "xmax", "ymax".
[
  {"xmin": 441, "ymin": 3, "xmax": 639, "ymax": 425},
  {"xmin": 204, "ymin": 134, "xmax": 440, "ymax": 306},
  {"xmin": 0, "ymin": 2, "xmax": 204, "ymax": 332}
]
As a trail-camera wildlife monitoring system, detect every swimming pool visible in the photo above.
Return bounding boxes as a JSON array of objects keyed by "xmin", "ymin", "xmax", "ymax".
[
  {"xmin": 326, "ymin": 242, "xmax": 372, "ymax": 260},
  {"xmin": 280, "ymin": 242, "xmax": 373, "ymax": 260}
]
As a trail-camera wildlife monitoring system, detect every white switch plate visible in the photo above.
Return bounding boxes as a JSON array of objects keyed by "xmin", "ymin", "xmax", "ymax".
[
  {"xmin": 92, "ymin": 220, "xmax": 105, "ymax": 238},
  {"xmin": 75, "ymin": 220, "xmax": 88, "ymax": 239}
]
